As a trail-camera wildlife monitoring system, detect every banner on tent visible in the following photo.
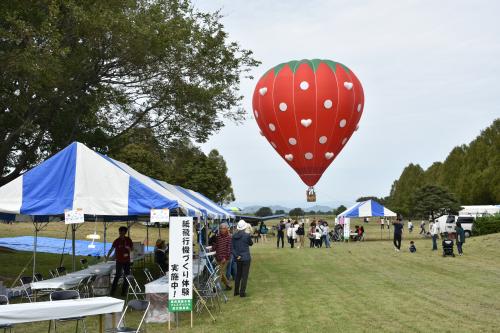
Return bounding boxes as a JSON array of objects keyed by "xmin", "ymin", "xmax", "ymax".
[
  {"xmin": 64, "ymin": 208, "xmax": 84, "ymax": 224},
  {"xmin": 168, "ymin": 217, "xmax": 193, "ymax": 312},
  {"xmin": 151, "ymin": 208, "xmax": 170, "ymax": 223}
]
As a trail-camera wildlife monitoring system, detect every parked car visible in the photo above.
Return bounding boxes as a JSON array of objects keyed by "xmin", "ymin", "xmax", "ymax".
[{"xmin": 436, "ymin": 215, "xmax": 474, "ymax": 238}]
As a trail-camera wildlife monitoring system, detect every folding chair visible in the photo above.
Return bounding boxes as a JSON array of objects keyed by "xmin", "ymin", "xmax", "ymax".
[
  {"xmin": 125, "ymin": 275, "xmax": 145, "ymax": 301},
  {"xmin": 156, "ymin": 263, "xmax": 166, "ymax": 276},
  {"xmin": 143, "ymin": 268, "xmax": 154, "ymax": 282},
  {"xmin": 49, "ymin": 290, "xmax": 87, "ymax": 333},
  {"xmin": 49, "ymin": 269, "xmax": 58, "ymax": 278},
  {"xmin": 19, "ymin": 276, "xmax": 33, "ymax": 303},
  {"xmin": 106, "ymin": 299, "xmax": 149, "ymax": 333},
  {"xmin": 0, "ymin": 295, "xmax": 13, "ymax": 332},
  {"xmin": 56, "ymin": 266, "xmax": 66, "ymax": 276},
  {"xmin": 80, "ymin": 258, "xmax": 88, "ymax": 270},
  {"xmin": 85, "ymin": 275, "xmax": 98, "ymax": 297},
  {"xmin": 76, "ymin": 276, "xmax": 91, "ymax": 298}
]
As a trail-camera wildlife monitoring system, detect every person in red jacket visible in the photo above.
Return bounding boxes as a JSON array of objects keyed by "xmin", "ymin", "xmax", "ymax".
[
  {"xmin": 215, "ymin": 222, "xmax": 232, "ymax": 290},
  {"xmin": 106, "ymin": 226, "xmax": 133, "ymax": 296}
]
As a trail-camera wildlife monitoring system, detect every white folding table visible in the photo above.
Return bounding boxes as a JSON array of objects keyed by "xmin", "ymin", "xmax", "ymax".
[
  {"xmin": 30, "ymin": 261, "xmax": 115, "ymax": 291},
  {"xmin": 0, "ymin": 296, "xmax": 124, "ymax": 333}
]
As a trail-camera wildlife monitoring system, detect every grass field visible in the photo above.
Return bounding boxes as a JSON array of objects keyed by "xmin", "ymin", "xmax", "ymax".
[{"xmin": 1, "ymin": 220, "xmax": 500, "ymax": 332}]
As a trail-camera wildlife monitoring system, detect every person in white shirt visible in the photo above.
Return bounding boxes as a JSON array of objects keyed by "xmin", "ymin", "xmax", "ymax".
[
  {"xmin": 314, "ymin": 224, "xmax": 322, "ymax": 248},
  {"xmin": 287, "ymin": 221, "xmax": 298, "ymax": 248},
  {"xmin": 429, "ymin": 221, "xmax": 439, "ymax": 250},
  {"xmin": 322, "ymin": 222, "xmax": 331, "ymax": 248},
  {"xmin": 408, "ymin": 220, "xmax": 414, "ymax": 233}
]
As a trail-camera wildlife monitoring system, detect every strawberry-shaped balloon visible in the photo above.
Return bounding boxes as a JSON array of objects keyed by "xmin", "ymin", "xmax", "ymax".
[{"xmin": 252, "ymin": 59, "xmax": 364, "ymax": 199}]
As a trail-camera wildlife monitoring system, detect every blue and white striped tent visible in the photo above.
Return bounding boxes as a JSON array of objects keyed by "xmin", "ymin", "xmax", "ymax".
[
  {"xmin": 0, "ymin": 142, "xmax": 202, "ymax": 217},
  {"xmin": 338, "ymin": 200, "xmax": 397, "ymax": 218},
  {"xmin": 157, "ymin": 181, "xmax": 232, "ymax": 220}
]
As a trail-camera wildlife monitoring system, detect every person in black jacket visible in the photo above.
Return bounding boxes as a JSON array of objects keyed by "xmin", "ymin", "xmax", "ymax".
[{"xmin": 232, "ymin": 220, "xmax": 253, "ymax": 297}]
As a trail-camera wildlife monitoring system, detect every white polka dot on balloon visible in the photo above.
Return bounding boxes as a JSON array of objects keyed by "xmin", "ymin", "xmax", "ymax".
[
  {"xmin": 339, "ymin": 119, "xmax": 347, "ymax": 128},
  {"xmin": 279, "ymin": 102, "xmax": 287, "ymax": 112},
  {"xmin": 271, "ymin": 142, "xmax": 277, "ymax": 148},
  {"xmin": 342, "ymin": 138, "xmax": 347, "ymax": 145},
  {"xmin": 357, "ymin": 104, "xmax": 362, "ymax": 112},
  {"xmin": 289, "ymin": 138, "xmax": 297, "ymax": 145},
  {"xmin": 319, "ymin": 136, "xmax": 327, "ymax": 144},
  {"xmin": 305, "ymin": 152, "xmax": 313, "ymax": 160},
  {"xmin": 254, "ymin": 110, "xmax": 258, "ymax": 118},
  {"xmin": 269, "ymin": 123, "xmax": 276, "ymax": 132},
  {"xmin": 324, "ymin": 99, "xmax": 333, "ymax": 109},
  {"xmin": 300, "ymin": 81, "xmax": 309, "ymax": 90}
]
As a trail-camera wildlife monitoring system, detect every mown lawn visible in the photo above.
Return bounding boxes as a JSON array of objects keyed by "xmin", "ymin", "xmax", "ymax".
[{"xmin": 1, "ymin": 222, "xmax": 500, "ymax": 332}]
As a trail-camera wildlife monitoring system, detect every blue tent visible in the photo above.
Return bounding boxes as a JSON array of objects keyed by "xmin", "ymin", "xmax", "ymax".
[{"xmin": 338, "ymin": 200, "xmax": 397, "ymax": 218}]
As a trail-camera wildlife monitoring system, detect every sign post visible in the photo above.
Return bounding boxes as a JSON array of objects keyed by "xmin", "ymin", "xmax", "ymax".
[{"xmin": 168, "ymin": 217, "xmax": 193, "ymax": 329}]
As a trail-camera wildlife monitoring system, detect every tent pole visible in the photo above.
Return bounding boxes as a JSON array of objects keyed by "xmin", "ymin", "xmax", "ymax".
[
  {"xmin": 71, "ymin": 224, "xmax": 77, "ymax": 272},
  {"xmin": 33, "ymin": 220, "xmax": 38, "ymax": 279},
  {"xmin": 103, "ymin": 221, "xmax": 107, "ymax": 259}
]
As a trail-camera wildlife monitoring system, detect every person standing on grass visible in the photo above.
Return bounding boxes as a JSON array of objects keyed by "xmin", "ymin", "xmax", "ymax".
[
  {"xmin": 297, "ymin": 222, "xmax": 305, "ymax": 248},
  {"xmin": 215, "ymin": 222, "xmax": 232, "ymax": 291},
  {"xmin": 393, "ymin": 219, "xmax": 403, "ymax": 251},
  {"xmin": 386, "ymin": 218, "xmax": 390, "ymax": 230},
  {"xmin": 419, "ymin": 220, "xmax": 426, "ymax": 235},
  {"xmin": 315, "ymin": 223, "xmax": 322, "ymax": 248},
  {"xmin": 232, "ymin": 220, "xmax": 253, "ymax": 297},
  {"xmin": 285, "ymin": 219, "xmax": 291, "ymax": 244},
  {"xmin": 106, "ymin": 226, "xmax": 133, "ymax": 296},
  {"xmin": 455, "ymin": 222, "xmax": 465, "ymax": 256},
  {"xmin": 323, "ymin": 222, "xmax": 331, "ymax": 248},
  {"xmin": 287, "ymin": 221, "xmax": 298, "ymax": 248},
  {"xmin": 380, "ymin": 218, "xmax": 385, "ymax": 230},
  {"xmin": 276, "ymin": 220, "xmax": 285, "ymax": 249},
  {"xmin": 309, "ymin": 221, "xmax": 316, "ymax": 248},
  {"xmin": 430, "ymin": 220, "xmax": 439, "ymax": 251},
  {"xmin": 408, "ymin": 220, "xmax": 414, "ymax": 233}
]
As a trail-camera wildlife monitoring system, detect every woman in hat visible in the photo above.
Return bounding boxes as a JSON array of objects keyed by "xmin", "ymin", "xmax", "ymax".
[{"xmin": 232, "ymin": 220, "xmax": 253, "ymax": 297}]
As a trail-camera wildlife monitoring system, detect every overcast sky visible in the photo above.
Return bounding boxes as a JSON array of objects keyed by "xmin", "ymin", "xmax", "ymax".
[{"xmin": 194, "ymin": 0, "xmax": 500, "ymax": 209}]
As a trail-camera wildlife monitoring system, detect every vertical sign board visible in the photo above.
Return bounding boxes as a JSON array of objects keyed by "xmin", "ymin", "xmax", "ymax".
[
  {"xmin": 168, "ymin": 217, "xmax": 193, "ymax": 312},
  {"xmin": 343, "ymin": 217, "xmax": 351, "ymax": 241},
  {"xmin": 65, "ymin": 208, "xmax": 84, "ymax": 224}
]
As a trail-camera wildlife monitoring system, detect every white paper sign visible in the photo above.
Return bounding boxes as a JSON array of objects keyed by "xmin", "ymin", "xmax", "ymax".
[
  {"xmin": 64, "ymin": 208, "xmax": 84, "ymax": 224},
  {"xmin": 343, "ymin": 218, "xmax": 351, "ymax": 241},
  {"xmin": 168, "ymin": 217, "xmax": 193, "ymax": 312},
  {"xmin": 150, "ymin": 208, "xmax": 170, "ymax": 223}
]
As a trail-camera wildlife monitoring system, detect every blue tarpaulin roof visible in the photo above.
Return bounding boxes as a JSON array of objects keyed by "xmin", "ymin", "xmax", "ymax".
[{"xmin": 0, "ymin": 236, "xmax": 154, "ymax": 256}]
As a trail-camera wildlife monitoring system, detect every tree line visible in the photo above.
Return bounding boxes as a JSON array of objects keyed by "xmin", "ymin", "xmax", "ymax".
[{"xmin": 382, "ymin": 119, "xmax": 499, "ymax": 218}]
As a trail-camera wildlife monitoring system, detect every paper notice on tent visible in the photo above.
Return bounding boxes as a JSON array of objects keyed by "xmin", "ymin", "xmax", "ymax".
[
  {"xmin": 64, "ymin": 208, "xmax": 84, "ymax": 224},
  {"xmin": 150, "ymin": 208, "xmax": 170, "ymax": 223},
  {"xmin": 168, "ymin": 217, "xmax": 193, "ymax": 312}
]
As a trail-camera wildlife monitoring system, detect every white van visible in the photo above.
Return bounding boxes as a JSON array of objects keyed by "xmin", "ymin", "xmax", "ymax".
[{"xmin": 435, "ymin": 215, "xmax": 474, "ymax": 238}]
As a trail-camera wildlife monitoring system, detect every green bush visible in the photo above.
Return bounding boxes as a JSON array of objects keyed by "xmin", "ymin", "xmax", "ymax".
[{"xmin": 472, "ymin": 214, "xmax": 500, "ymax": 236}]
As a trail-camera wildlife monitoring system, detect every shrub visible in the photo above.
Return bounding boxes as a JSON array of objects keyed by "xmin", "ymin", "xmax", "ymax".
[{"xmin": 472, "ymin": 214, "xmax": 500, "ymax": 236}]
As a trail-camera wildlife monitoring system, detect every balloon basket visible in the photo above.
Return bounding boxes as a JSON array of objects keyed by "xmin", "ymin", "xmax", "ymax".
[{"xmin": 306, "ymin": 187, "xmax": 316, "ymax": 202}]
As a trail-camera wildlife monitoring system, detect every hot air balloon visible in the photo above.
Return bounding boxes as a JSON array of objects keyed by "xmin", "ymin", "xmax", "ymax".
[{"xmin": 252, "ymin": 59, "xmax": 364, "ymax": 201}]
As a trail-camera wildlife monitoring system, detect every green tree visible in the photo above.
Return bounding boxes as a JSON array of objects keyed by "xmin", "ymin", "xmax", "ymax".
[
  {"xmin": 275, "ymin": 209, "xmax": 285, "ymax": 215},
  {"xmin": 413, "ymin": 185, "xmax": 462, "ymax": 221},
  {"xmin": 255, "ymin": 207, "xmax": 273, "ymax": 217},
  {"xmin": 333, "ymin": 205, "xmax": 347, "ymax": 215},
  {"xmin": 387, "ymin": 164, "xmax": 425, "ymax": 217},
  {"xmin": 0, "ymin": 0, "xmax": 259, "ymax": 185},
  {"xmin": 356, "ymin": 196, "xmax": 385, "ymax": 204},
  {"xmin": 289, "ymin": 208, "xmax": 305, "ymax": 217}
]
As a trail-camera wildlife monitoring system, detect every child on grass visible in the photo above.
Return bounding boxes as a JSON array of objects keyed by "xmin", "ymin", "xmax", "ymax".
[{"xmin": 409, "ymin": 241, "xmax": 416, "ymax": 253}]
